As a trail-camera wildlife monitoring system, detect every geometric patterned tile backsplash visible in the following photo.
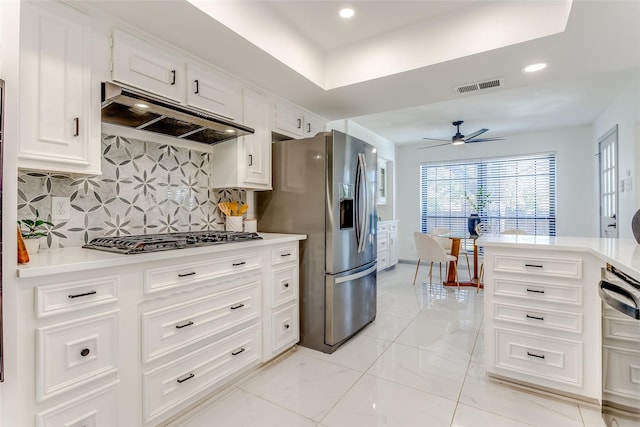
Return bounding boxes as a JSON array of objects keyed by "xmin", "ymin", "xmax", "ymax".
[{"xmin": 18, "ymin": 134, "xmax": 245, "ymax": 249}]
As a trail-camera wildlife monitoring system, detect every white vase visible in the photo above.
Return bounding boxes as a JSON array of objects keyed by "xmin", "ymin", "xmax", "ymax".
[
  {"xmin": 225, "ymin": 216, "xmax": 243, "ymax": 232},
  {"xmin": 24, "ymin": 237, "xmax": 42, "ymax": 254}
]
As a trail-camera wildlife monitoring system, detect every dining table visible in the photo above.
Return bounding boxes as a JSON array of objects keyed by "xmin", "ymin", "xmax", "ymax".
[{"xmin": 439, "ymin": 233, "xmax": 482, "ymax": 288}]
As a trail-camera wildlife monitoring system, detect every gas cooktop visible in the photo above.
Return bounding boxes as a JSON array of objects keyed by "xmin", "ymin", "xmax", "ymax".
[{"xmin": 83, "ymin": 230, "xmax": 262, "ymax": 254}]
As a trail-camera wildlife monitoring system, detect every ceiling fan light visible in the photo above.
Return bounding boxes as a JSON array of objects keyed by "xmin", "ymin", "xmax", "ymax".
[{"xmin": 452, "ymin": 138, "xmax": 465, "ymax": 145}]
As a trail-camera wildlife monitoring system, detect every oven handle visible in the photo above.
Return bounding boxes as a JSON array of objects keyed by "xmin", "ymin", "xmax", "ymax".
[{"xmin": 599, "ymin": 279, "xmax": 640, "ymax": 320}]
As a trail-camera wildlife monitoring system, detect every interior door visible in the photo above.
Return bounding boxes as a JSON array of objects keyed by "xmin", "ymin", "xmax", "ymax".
[{"xmin": 599, "ymin": 125, "xmax": 618, "ymax": 238}]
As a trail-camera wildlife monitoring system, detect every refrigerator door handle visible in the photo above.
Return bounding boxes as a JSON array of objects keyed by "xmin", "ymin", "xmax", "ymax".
[
  {"xmin": 356, "ymin": 153, "xmax": 367, "ymax": 253},
  {"xmin": 335, "ymin": 263, "xmax": 377, "ymax": 284}
]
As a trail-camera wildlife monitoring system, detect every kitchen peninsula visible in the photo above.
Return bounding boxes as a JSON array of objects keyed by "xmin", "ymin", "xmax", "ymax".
[
  {"xmin": 479, "ymin": 234, "xmax": 639, "ymax": 403},
  {"xmin": 16, "ymin": 233, "xmax": 305, "ymax": 426}
]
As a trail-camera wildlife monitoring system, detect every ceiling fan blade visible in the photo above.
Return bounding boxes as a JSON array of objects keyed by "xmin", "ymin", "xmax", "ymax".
[
  {"xmin": 418, "ymin": 142, "xmax": 451, "ymax": 150},
  {"xmin": 422, "ymin": 137, "xmax": 450, "ymax": 142},
  {"xmin": 465, "ymin": 137, "xmax": 507, "ymax": 143},
  {"xmin": 463, "ymin": 128, "xmax": 489, "ymax": 140}
]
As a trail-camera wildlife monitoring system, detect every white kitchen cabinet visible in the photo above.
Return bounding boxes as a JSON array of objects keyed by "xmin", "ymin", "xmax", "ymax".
[
  {"xmin": 377, "ymin": 221, "xmax": 399, "ymax": 271},
  {"xmin": 263, "ymin": 243, "xmax": 299, "ymax": 360},
  {"xmin": 483, "ymin": 247, "xmax": 602, "ymax": 400},
  {"xmin": 211, "ymin": 88, "xmax": 272, "ymax": 189},
  {"xmin": 186, "ymin": 62, "xmax": 241, "ymax": 120},
  {"xmin": 18, "ymin": 1, "xmax": 101, "ymax": 175},
  {"xmin": 388, "ymin": 221, "xmax": 399, "ymax": 266},
  {"xmin": 273, "ymin": 100, "xmax": 326, "ymax": 139},
  {"xmin": 17, "ymin": 237, "xmax": 303, "ymax": 427},
  {"xmin": 112, "ymin": 28, "xmax": 185, "ymax": 102}
]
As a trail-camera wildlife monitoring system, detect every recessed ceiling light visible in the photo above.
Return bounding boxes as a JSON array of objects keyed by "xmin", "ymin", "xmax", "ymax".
[
  {"xmin": 522, "ymin": 63, "xmax": 547, "ymax": 73},
  {"xmin": 339, "ymin": 7, "xmax": 354, "ymax": 19}
]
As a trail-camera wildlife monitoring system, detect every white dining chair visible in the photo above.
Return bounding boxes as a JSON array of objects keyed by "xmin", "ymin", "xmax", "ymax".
[
  {"xmin": 431, "ymin": 227, "xmax": 471, "ymax": 280},
  {"xmin": 413, "ymin": 232, "xmax": 459, "ymax": 289},
  {"xmin": 474, "ymin": 223, "xmax": 492, "ymax": 292}
]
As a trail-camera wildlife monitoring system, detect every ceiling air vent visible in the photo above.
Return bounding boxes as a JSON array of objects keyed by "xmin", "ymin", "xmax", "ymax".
[{"xmin": 454, "ymin": 78, "xmax": 504, "ymax": 95}]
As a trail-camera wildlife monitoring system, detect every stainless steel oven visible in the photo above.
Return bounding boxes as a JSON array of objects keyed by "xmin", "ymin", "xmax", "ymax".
[{"xmin": 599, "ymin": 264, "xmax": 640, "ymax": 427}]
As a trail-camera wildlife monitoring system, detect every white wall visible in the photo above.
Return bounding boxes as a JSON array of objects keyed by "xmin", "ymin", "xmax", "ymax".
[
  {"xmin": 396, "ymin": 125, "xmax": 595, "ymax": 261},
  {"xmin": 593, "ymin": 75, "xmax": 640, "ymax": 238}
]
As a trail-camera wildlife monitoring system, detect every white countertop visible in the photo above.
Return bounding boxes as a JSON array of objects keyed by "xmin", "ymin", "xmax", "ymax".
[
  {"xmin": 478, "ymin": 234, "xmax": 640, "ymax": 278},
  {"xmin": 17, "ymin": 233, "xmax": 306, "ymax": 279}
]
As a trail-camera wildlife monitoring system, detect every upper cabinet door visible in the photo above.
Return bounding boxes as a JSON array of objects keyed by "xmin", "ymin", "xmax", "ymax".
[
  {"xmin": 273, "ymin": 101, "xmax": 304, "ymax": 138},
  {"xmin": 303, "ymin": 113, "xmax": 326, "ymax": 138},
  {"xmin": 18, "ymin": 1, "xmax": 100, "ymax": 175},
  {"xmin": 240, "ymin": 88, "xmax": 271, "ymax": 189},
  {"xmin": 186, "ymin": 63, "xmax": 241, "ymax": 120},
  {"xmin": 111, "ymin": 28, "xmax": 184, "ymax": 102}
]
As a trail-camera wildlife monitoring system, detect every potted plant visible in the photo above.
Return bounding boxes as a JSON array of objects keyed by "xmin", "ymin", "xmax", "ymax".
[
  {"xmin": 465, "ymin": 187, "xmax": 492, "ymax": 235},
  {"xmin": 18, "ymin": 210, "xmax": 53, "ymax": 254}
]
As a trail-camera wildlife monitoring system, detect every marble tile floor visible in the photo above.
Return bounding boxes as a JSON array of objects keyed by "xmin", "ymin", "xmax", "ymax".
[{"xmin": 173, "ymin": 263, "xmax": 604, "ymax": 427}]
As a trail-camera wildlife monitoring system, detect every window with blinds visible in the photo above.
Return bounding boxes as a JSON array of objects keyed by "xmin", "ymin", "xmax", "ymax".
[{"xmin": 420, "ymin": 153, "xmax": 556, "ymax": 237}]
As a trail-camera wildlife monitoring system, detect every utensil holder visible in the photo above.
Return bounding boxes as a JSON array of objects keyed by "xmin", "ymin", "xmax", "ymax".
[{"xmin": 226, "ymin": 216, "xmax": 243, "ymax": 232}]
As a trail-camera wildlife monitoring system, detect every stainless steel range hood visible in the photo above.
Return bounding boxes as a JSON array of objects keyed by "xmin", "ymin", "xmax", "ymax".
[{"xmin": 101, "ymin": 82, "xmax": 254, "ymax": 145}]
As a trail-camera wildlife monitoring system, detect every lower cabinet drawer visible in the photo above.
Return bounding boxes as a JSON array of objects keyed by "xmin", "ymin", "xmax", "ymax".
[
  {"xmin": 494, "ymin": 277, "xmax": 582, "ymax": 306},
  {"xmin": 142, "ymin": 323, "xmax": 261, "ymax": 423},
  {"xmin": 271, "ymin": 265, "xmax": 297, "ymax": 307},
  {"xmin": 271, "ymin": 303, "xmax": 299, "ymax": 357},
  {"xmin": 36, "ymin": 310, "xmax": 119, "ymax": 401},
  {"xmin": 36, "ymin": 382, "xmax": 118, "ymax": 427},
  {"xmin": 494, "ymin": 303, "xmax": 582, "ymax": 333},
  {"xmin": 493, "ymin": 254, "xmax": 582, "ymax": 278},
  {"xmin": 144, "ymin": 253, "xmax": 262, "ymax": 294},
  {"xmin": 141, "ymin": 281, "xmax": 261, "ymax": 362},
  {"xmin": 495, "ymin": 328, "xmax": 582, "ymax": 386}
]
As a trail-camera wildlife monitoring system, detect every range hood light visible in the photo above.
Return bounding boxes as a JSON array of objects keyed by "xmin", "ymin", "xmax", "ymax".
[
  {"xmin": 134, "ymin": 103, "xmax": 149, "ymax": 109},
  {"xmin": 225, "ymin": 129, "xmax": 236, "ymax": 133}
]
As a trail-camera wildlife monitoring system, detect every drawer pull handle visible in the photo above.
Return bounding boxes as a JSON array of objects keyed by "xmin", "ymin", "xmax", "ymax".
[
  {"xmin": 284, "ymin": 323, "xmax": 290, "ymax": 329},
  {"xmin": 280, "ymin": 253, "xmax": 292, "ymax": 257},
  {"xmin": 175, "ymin": 321, "xmax": 194, "ymax": 329},
  {"xmin": 230, "ymin": 303, "xmax": 244, "ymax": 310},
  {"xmin": 297, "ymin": 118, "xmax": 302, "ymax": 129},
  {"xmin": 80, "ymin": 348, "xmax": 90, "ymax": 357},
  {"xmin": 177, "ymin": 373, "xmax": 195, "ymax": 383},
  {"xmin": 526, "ymin": 351, "xmax": 545, "ymax": 360},
  {"xmin": 73, "ymin": 117, "xmax": 80, "ymax": 137},
  {"xmin": 525, "ymin": 264, "xmax": 544, "ymax": 269},
  {"xmin": 232, "ymin": 261, "xmax": 246, "ymax": 267},
  {"xmin": 526, "ymin": 288, "xmax": 545, "ymax": 294},
  {"xmin": 526, "ymin": 314, "xmax": 544, "ymax": 321},
  {"xmin": 178, "ymin": 272, "xmax": 196, "ymax": 278},
  {"xmin": 194, "ymin": 79, "xmax": 199, "ymax": 94},
  {"xmin": 170, "ymin": 70, "xmax": 176, "ymax": 85},
  {"xmin": 231, "ymin": 347, "xmax": 245, "ymax": 356},
  {"xmin": 283, "ymin": 283, "xmax": 289, "ymax": 288},
  {"xmin": 68, "ymin": 290, "xmax": 97, "ymax": 299}
]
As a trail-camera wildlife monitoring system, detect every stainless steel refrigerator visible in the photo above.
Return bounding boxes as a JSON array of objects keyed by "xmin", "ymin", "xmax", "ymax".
[{"xmin": 257, "ymin": 130, "xmax": 377, "ymax": 354}]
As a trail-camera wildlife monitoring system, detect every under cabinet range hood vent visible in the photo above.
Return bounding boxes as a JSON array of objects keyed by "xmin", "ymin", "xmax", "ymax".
[{"xmin": 101, "ymin": 82, "xmax": 254, "ymax": 145}]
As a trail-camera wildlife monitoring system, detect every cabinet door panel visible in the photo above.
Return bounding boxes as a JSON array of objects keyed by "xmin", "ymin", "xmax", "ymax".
[
  {"xmin": 241, "ymin": 89, "xmax": 270, "ymax": 187},
  {"xmin": 186, "ymin": 64, "xmax": 240, "ymax": 120},
  {"xmin": 19, "ymin": 2, "xmax": 98, "ymax": 173},
  {"xmin": 112, "ymin": 28, "xmax": 184, "ymax": 102}
]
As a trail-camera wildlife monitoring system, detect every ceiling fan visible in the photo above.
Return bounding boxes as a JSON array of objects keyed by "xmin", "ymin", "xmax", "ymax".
[{"xmin": 419, "ymin": 120, "xmax": 506, "ymax": 149}]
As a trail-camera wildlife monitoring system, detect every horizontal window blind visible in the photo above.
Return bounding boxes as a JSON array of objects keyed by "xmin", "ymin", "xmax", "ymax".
[{"xmin": 420, "ymin": 153, "xmax": 556, "ymax": 238}]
